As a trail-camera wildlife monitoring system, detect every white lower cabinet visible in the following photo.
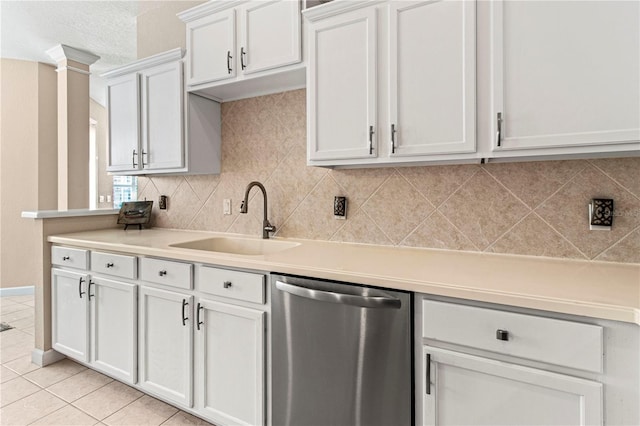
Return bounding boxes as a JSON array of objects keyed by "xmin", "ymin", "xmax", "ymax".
[
  {"xmin": 52, "ymin": 269, "xmax": 90, "ymax": 362},
  {"xmin": 194, "ymin": 298, "xmax": 265, "ymax": 426},
  {"xmin": 422, "ymin": 346, "xmax": 602, "ymax": 426},
  {"xmin": 416, "ymin": 297, "xmax": 640, "ymax": 426},
  {"xmin": 52, "ymin": 268, "xmax": 137, "ymax": 385},
  {"xmin": 90, "ymin": 276, "xmax": 137, "ymax": 384},
  {"xmin": 138, "ymin": 286, "xmax": 193, "ymax": 408}
]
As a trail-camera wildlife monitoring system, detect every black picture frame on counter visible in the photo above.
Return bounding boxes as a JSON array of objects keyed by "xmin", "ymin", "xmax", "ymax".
[{"xmin": 117, "ymin": 201, "xmax": 153, "ymax": 230}]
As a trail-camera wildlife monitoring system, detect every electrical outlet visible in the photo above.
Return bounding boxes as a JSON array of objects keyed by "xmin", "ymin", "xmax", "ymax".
[
  {"xmin": 223, "ymin": 199, "xmax": 232, "ymax": 215},
  {"xmin": 106, "ymin": 195, "xmax": 112, "ymax": 203},
  {"xmin": 589, "ymin": 198, "xmax": 613, "ymax": 231},
  {"xmin": 159, "ymin": 195, "xmax": 168, "ymax": 210},
  {"xmin": 99, "ymin": 195, "xmax": 105, "ymax": 203},
  {"xmin": 334, "ymin": 196, "xmax": 347, "ymax": 220}
]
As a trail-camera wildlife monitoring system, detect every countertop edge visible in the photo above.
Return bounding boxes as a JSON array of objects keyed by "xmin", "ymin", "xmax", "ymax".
[
  {"xmin": 22, "ymin": 209, "xmax": 119, "ymax": 219},
  {"xmin": 47, "ymin": 231, "xmax": 640, "ymax": 326}
]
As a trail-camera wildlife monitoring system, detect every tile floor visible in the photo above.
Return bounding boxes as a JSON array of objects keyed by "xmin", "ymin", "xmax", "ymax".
[{"xmin": 0, "ymin": 294, "xmax": 215, "ymax": 426}]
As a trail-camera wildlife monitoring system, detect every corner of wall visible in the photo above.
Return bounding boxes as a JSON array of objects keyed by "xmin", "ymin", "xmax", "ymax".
[{"xmin": 136, "ymin": 0, "xmax": 206, "ymax": 59}]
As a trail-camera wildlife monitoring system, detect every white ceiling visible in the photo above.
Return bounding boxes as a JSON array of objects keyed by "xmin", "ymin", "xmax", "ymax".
[{"xmin": 1, "ymin": 1, "xmax": 141, "ymax": 106}]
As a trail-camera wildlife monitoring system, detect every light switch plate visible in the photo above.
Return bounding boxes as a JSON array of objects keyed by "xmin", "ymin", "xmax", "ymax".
[{"xmin": 223, "ymin": 199, "xmax": 232, "ymax": 215}]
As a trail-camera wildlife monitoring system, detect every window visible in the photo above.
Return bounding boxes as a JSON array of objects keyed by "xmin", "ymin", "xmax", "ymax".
[{"xmin": 113, "ymin": 176, "xmax": 137, "ymax": 209}]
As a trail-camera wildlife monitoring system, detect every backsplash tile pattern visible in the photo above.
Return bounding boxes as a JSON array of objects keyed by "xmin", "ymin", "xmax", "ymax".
[{"xmin": 138, "ymin": 89, "xmax": 640, "ymax": 264}]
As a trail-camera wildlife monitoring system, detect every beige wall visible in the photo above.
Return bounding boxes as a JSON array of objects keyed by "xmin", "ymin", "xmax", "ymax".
[
  {"xmin": 139, "ymin": 90, "xmax": 640, "ymax": 264},
  {"xmin": 136, "ymin": 1, "xmax": 205, "ymax": 59},
  {"xmin": 90, "ymin": 99, "xmax": 112, "ymax": 209},
  {"xmin": 0, "ymin": 59, "xmax": 58, "ymax": 288}
]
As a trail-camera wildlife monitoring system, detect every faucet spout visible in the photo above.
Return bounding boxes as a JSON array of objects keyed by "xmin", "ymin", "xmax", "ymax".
[{"xmin": 239, "ymin": 181, "xmax": 275, "ymax": 239}]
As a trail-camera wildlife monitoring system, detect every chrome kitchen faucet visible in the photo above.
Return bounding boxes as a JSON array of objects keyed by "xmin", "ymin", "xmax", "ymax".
[{"xmin": 239, "ymin": 181, "xmax": 276, "ymax": 239}]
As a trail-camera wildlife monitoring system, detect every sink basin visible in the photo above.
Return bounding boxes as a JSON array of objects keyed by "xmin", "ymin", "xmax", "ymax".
[{"xmin": 170, "ymin": 236, "xmax": 300, "ymax": 256}]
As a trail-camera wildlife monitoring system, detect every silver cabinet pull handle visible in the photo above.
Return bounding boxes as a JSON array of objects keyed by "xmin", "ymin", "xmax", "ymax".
[
  {"xmin": 227, "ymin": 50, "xmax": 232, "ymax": 74},
  {"xmin": 391, "ymin": 124, "xmax": 397, "ymax": 154},
  {"xmin": 158, "ymin": 270, "xmax": 167, "ymax": 277},
  {"xmin": 368, "ymin": 125, "xmax": 374, "ymax": 155},
  {"xmin": 240, "ymin": 47, "xmax": 247, "ymax": 70},
  {"xmin": 78, "ymin": 277, "xmax": 86, "ymax": 299},
  {"xmin": 275, "ymin": 281, "xmax": 401, "ymax": 309},
  {"xmin": 141, "ymin": 150, "xmax": 148, "ymax": 167},
  {"xmin": 181, "ymin": 299, "xmax": 189, "ymax": 326},
  {"xmin": 88, "ymin": 280, "xmax": 95, "ymax": 300},
  {"xmin": 132, "ymin": 149, "xmax": 138, "ymax": 168},
  {"xmin": 196, "ymin": 303, "xmax": 204, "ymax": 330},
  {"xmin": 223, "ymin": 281, "xmax": 232, "ymax": 289},
  {"xmin": 426, "ymin": 353, "xmax": 432, "ymax": 395},
  {"xmin": 496, "ymin": 112, "xmax": 503, "ymax": 147}
]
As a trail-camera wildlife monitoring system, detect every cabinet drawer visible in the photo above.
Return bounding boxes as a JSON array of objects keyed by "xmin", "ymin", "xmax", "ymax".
[
  {"xmin": 198, "ymin": 266, "xmax": 265, "ymax": 304},
  {"xmin": 51, "ymin": 246, "xmax": 89, "ymax": 270},
  {"xmin": 140, "ymin": 257, "xmax": 193, "ymax": 290},
  {"xmin": 91, "ymin": 251, "xmax": 137, "ymax": 280},
  {"xmin": 422, "ymin": 300, "xmax": 603, "ymax": 373}
]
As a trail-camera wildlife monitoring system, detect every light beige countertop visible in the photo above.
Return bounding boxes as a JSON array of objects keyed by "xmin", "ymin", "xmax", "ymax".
[{"xmin": 48, "ymin": 228, "xmax": 640, "ymax": 325}]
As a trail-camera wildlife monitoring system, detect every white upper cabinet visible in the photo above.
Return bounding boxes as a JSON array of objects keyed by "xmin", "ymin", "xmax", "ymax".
[
  {"xmin": 307, "ymin": 6, "xmax": 378, "ymax": 162},
  {"xmin": 186, "ymin": 9, "xmax": 236, "ymax": 86},
  {"xmin": 103, "ymin": 48, "xmax": 221, "ymax": 176},
  {"xmin": 240, "ymin": 1, "xmax": 301, "ymax": 75},
  {"xmin": 140, "ymin": 61, "xmax": 184, "ymax": 170},
  {"xmin": 305, "ymin": 0, "xmax": 478, "ymax": 167},
  {"xmin": 179, "ymin": 0, "xmax": 303, "ymax": 102},
  {"xmin": 488, "ymin": 0, "xmax": 640, "ymax": 158},
  {"xmin": 389, "ymin": 0, "xmax": 475, "ymax": 158},
  {"xmin": 106, "ymin": 73, "xmax": 140, "ymax": 172}
]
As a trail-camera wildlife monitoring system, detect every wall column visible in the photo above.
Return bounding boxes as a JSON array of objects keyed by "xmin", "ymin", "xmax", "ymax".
[{"xmin": 46, "ymin": 45, "xmax": 100, "ymax": 210}]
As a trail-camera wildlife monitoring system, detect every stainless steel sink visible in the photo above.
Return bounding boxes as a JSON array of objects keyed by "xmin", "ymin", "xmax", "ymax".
[{"xmin": 169, "ymin": 236, "xmax": 300, "ymax": 256}]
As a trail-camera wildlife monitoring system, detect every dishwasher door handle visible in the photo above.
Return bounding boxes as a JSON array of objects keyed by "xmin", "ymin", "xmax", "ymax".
[{"xmin": 275, "ymin": 280, "xmax": 401, "ymax": 309}]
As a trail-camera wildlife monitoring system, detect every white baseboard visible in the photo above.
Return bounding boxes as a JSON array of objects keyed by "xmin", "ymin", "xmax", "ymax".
[
  {"xmin": 31, "ymin": 348, "xmax": 66, "ymax": 367},
  {"xmin": 0, "ymin": 286, "xmax": 35, "ymax": 297}
]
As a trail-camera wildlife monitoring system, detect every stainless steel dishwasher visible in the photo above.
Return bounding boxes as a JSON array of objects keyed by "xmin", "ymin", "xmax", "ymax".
[{"xmin": 271, "ymin": 274, "xmax": 413, "ymax": 426}]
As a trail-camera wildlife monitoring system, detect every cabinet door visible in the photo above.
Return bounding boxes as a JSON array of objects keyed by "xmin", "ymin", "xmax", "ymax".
[
  {"xmin": 107, "ymin": 73, "xmax": 140, "ymax": 172},
  {"xmin": 423, "ymin": 346, "xmax": 603, "ymax": 426},
  {"xmin": 90, "ymin": 276, "xmax": 137, "ymax": 384},
  {"xmin": 490, "ymin": 0, "xmax": 640, "ymax": 152},
  {"xmin": 195, "ymin": 299, "xmax": 265, "ymax": 426},
  {"xmin": 51, "ymin": 269, "xmax": 89, "ymax": 362},
  {"xmin": 388, "ymin": 0, "xmax": 475, "ymax": 157},
  {"xmin": 140, "ymin": 61, "xmax": 184, "ymax": 171},
  {"xmin": 139, "ymin": 286, "xmax": 193, "ymax": 407},
  {"xmin": 186, "ymin": 9, "xmax": 236, "ymax": 86},
  {"xmin": 239, "ymin": 0, "xmax": 301, "ymax": 75},
  {"xmin": 307, "ymin": 7, "xmax": 378, "ymax": 161}
]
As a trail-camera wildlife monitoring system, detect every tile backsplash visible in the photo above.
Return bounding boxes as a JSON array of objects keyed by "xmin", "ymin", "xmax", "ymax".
[{"xmin": 139, "ymin": 89, "xmax": 640, "ymax": 264}]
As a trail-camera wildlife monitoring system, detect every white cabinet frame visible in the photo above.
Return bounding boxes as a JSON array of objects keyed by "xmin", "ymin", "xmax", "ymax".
[
  {"xmin": 195, "ymin": 299, "xmax": 265, "ymax": 426},
  {"xmin": 307, "ymin": 6, "xmax": 378, "ymax": 161},
  {"xmin": 90, "ymin": 276, "xmax": 138, "ymax": 384},
  {"xmin": 423, "ymin": 346, "xmax": 603, "ymax": 426},
  {"xmin": 388, "ymin": 0, "xmax": 476, "ymax": 157}
]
